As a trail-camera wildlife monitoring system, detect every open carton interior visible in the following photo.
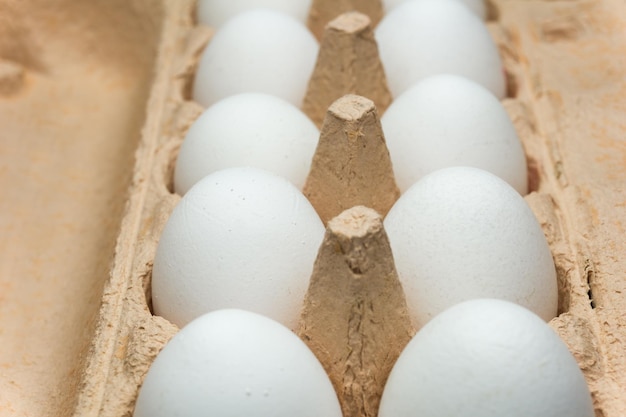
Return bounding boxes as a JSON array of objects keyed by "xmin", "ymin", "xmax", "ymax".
[
  {"xmin": 0, "ymin": 0, "xmax": 624, "ymax": 416},
  {"xmin": 0, "ymin": 0, "xmax": 163, "ymax": 415}
]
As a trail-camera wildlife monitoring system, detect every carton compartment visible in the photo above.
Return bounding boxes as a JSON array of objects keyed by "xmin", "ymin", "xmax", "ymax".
[
  {"xmin": 2, "ymin": 0, "xmax": 625, "ymax": 416},
  {"xmin": 0, "ymin": 1, "xmax": 163, "ymax": 416}
]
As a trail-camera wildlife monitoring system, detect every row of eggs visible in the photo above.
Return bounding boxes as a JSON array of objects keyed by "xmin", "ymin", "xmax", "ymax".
[
  {"xmin": 136, "ymin": 0, "xmax": 594, "ymax": 416},
  {"xmin": 193, "ymin": 0, "xmax": 505, "ymax": 109},
  {"xmin": 196, "ymin": 0, "xmax": 487, "ymax": 29},
  {"xmin": 135, "ymin": 301, "xmax": 594, "ymax": 417},
  {"xmin": 156, "ymin": 166, "xmax": 554, "ymax": 329},
  {"xmin": 176, "ymin": 75, "xmax": 526, "ymax": 198}
]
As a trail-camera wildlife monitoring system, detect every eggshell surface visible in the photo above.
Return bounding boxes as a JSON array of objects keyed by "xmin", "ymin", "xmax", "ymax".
[
  {"xmin": 197, "ymin": 0, "xmax": 312, "ymax": 28},
  {"xmin": 193, "ymin": 9, "xmax": 318, "ymax": 108},
  {"xmin": 134, "ymin": 309, "xmax": 343, "ymax": 417},
  {"xmin": 382, "ymin": 0, "xmax": 487, "ymax": 19},
  {"xmin": 378, "ymin": 299, "xmax": 595, "ymax": 417},
  {"xmin": 375, "ymin": 0, "xmax": 505, "ymax": 98},
  {"xmin": 174, "ymin": 93, "xmax": 319, "ymax": 195},
  {"xmin": 381, "ymin": 74, "xmax": 527, "ymax": 194},
  {"xmin": 384, "ymin": 167, "xmax": 558, "ymax": 327},
  {"xmin": 152, "ymin": 167, "xmax": 325, "ymax": 329}
]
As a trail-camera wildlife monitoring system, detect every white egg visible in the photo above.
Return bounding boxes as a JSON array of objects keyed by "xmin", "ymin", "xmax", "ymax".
[
  {"xmin": 152, "ymin": 167, "xmax": 325, "ymax": 329},
  {"xmin": 174, "ymin": 93, "xmax": 319, "ymax": 195},
  {"xmin": 134, "ymin": 309, "xmax": 343, "ymax": 417},
  {"xmin": 375, "ymin": 0, "xmax": 505, "ymax": 99},
  {"xmin": 384, "ymin": 167, "xmax": 558, "ymax": 327},
  {"xmin": 193, "ymin": 9, "xmax": 318, "ymax": 108},
  {"xmin": 382, "ymin": 0, "xmax": 487, "ymax": 20},
  {"xmin": 381, "ymin": 74, "xmax": 527, "ymax": 194},
  {"xmin": 379, "ymin": 299, "xmax": 594, "ymax": 417},
  {"xmin": 196, "ymin": 0, "xmax": 312, "ymax": 28}
]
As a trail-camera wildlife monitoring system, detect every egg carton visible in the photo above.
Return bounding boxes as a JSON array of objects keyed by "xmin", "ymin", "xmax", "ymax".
[
  {"xmin": 2, "ymin": 0, "xmax": 623, "ymax": 416},
  {"xmin": 71, "ymin": 0, "xmax": 626, "ymax": 415}
]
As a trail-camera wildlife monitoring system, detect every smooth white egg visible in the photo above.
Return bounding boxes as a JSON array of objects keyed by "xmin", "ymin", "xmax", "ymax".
[
  {"xmin": 379, "ymin": 299, "xmax": 594, "ymax": 417},
  {"xmin": 193, "ymin": 9, "xmax": 318, "ymax": 108},
  {"xmin": 382, "ymin": 0, "xmax": 487, "ymax": 20},
  {"xmin": 134, "ymin": 309, "xmax": 343, "ymax": 417},
  {"xmin": 384, "ymin": 167, "xmax": 558, "ymax": 327},
  {"xmin": 197, "ymin": 0, "xmax": 312, "ymax": 28},
  {"xmin": 375, "ymin": 0, "xmax": 505, "ymax": 98},
  {"xmin": 152, "ymin": 167, "xmax": 325, "ymax": 329},
  {"xmin": 381, "ymin": 74, "xmax": 527, "ymax": 194},
  {"xmin": 174, "ymin": 93, "xmax": 319, "ymax": 195}
]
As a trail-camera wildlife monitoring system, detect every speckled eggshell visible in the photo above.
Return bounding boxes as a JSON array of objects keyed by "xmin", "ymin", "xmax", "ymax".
[
  {"xmin": 174, "ymin": 93, "xmax": 319, "ymax": 195},
  {"xmin": 193, "ymin": 9, "xmax": 318, "ymax": 108},
  {"xmin": 384, "ymin": 167, "xmax": 558, "ymax": 328},
  {"xmin": 375, "ymin": 0, "xmax": 505, "ymax": 98},
  {"xmin": 382, "ymin": 0, "xmax": 487, "ymax": 20},
  {"xmin": 381, "ymin": 74, "xmax": 527, "ymax": 194},
  {"xmin": 134, "ymin": 309, "xmax": 343, "ymax": 417},
  {"xmin": 196, "ymin": 0, "xmax": 312, "ymax": 28},
  {"xmin": 379, "ymin": 299, "xmax": 594, "ymax": 417},
  {"xmin": 152, "ymin": 167, "xmax": 325, "ymax": 329}
]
